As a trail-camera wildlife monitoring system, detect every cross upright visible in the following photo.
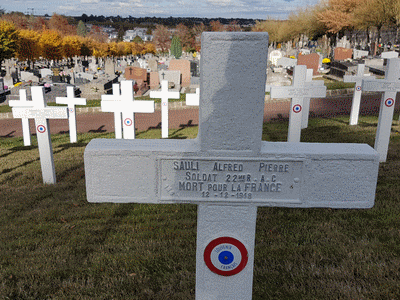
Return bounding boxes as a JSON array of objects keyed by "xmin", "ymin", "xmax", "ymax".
[
  {"xmin": 101, "ymin": 81, "xmax": 154, "ymax": 139},
  {"xmin": 9, "ymin": 89, "xmax": 34, "ymax": 146},
  {"xmin": 150, "ymin": 80, "xmax": 180, "ymax": 138},
  {"xmin": 84, "ymin": 33, "xmax": 379, "ymax": 299},
  {"xmin": 270, "ymin": 65, "xmax": 327, "ymax": 142},
  {"xmin": 344, "ymin": 64, "xmax": 376, "ymax": 125},
  {"xmin": 362, "ymin": 58, "xmax": 400, "ymax": 162},
  {"xmin": 56, "ymin": 86, "xmax": 87, "ymax": 143},
  {"xmin": 12, "ymin": 86, "xmax": 68, "ymax": 184}
]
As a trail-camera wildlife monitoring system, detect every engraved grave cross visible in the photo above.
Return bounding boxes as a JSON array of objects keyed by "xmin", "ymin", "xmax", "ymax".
[
  {"xmin": 85, "ymin": 33, "xmax": 379, "ymax": 299},
  {"xmin": 362, "ymin": 58, "xmax": 400, "ymax": 162},
  {"xmin": 344, "ymin": 64, "xmax": 375, "ymax": 125},
  {"xmin": 9, "ymin": 89, "xmax": 34, "ymax": 146},
  {"xmin": 270, "ymin": 65, "xmax": 326, "ymax": 142},
  {"xmin": 101, "ymin": 81, "xmax": 154, "ymax": 139},
  {"xmin": 56, "ymin": 86, "xmax": 87, "ymax": 143},
  {"xmin": 12, "ymin": 86, "xmax": 68, "ymax": 184}
]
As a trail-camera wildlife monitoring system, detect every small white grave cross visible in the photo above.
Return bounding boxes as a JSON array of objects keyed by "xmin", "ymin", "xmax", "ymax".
[
  {"xmin": 186, "ymin": 87, "xmax": 200, "ymax": 106},
  {"xmin": 301, "ymin": 69, "xmax": 326, "ymax": 129},
  {"xmin": 150, "ymin": 80, "xmax": 180, "ymax": 138},
  {"xmin": 12, "ymin": 86, "xmax": 68, "ymax": 184},
  {"xmin": 85, "ymin": 33, "xmax": 379, "ymax": 299},
  {"xmin": 362, "ymin": 58, "xmax": 400, "ymax": 162},
  {"xmin": 344, "ymin": 64, "xmax": 375, "ymax": 125},
  {"xmin": 101, "ymin": 81, "xmax": 154, "ymax": 139},
  {"xmin": 9, "ymin": 90, "xmax": 34, "ymax": 146},
  {"xmin": 270, "ymin": 65, "xmax": 327, "ymax": 142},
  {"xmin": 56, "ymin": 86, "xmax": 86, "ymax": 143}
]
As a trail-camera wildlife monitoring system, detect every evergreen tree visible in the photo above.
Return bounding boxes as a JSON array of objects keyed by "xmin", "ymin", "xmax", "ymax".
[
  {"xmin": 170, "ymin": 36, "xmax": 182, "ymax": 59},
  {"xmin": 77, "ymin": 20, "xmax": 87, "ymax": 37}
]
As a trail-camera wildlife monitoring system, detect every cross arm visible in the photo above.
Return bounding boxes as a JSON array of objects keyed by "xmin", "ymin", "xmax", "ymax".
[
  {"xmin": 12, "ymin": 107, "xmax": 68, "ymax": 119},
  {"xmin": 362, "ymin": 79, "xmax": 400, "ymax": 92},
  {"xmin": 270, "ymin": 85, "xmax": 326, "ymax": 99},
  {"xmin": 84, "ymin": 139, "xmax": 379, "ymax": 209}
]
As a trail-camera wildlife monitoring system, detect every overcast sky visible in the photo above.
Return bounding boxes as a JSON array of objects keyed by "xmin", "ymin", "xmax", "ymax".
[{"xmin": 2, "ymin": 0, "xmax": 321, "ymax": 20}]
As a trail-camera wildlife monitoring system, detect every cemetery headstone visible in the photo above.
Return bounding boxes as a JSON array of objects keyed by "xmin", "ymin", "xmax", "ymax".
[
  {"xmin": 353, "ymin": 49, "xmax": 369, "ymax": 59},
  {"xmin": 334, "ymin": 47, "xmax": 353, "ymax": 61},
  {"xmin": 297, "ymin": 53, "xmax": 320, "ymax": 75},
  {"xmin": 84, "ymin": 32, "xmax": 379, "ymax": 299},
  {"xmin": 269, "ymin": 50, "xmax": 282, "ymax": 66},
  {"xmin": 12, "ymin": 86, "xmax": 68, "ymax": 184},
  {"xmin": 169, "ymin": 59, "xmax": 191, "ymax": 87},
  {"xmin": 186, "ymin": 87, "xmax": 200, "ymax": 106},
  {"xmin": 150, "ymin": 80, "xmax": 180, "ymax": 138},
  {"xmin": 56, "ymin": 86, "xmax": 87, "ymax": 143},
  {"xmin": 148, "ymin": 58, "xmax": 158, "ymax": 72},
  {"xmin": 270, "ymin": 65, "xmax": 326, "ymax": 142},
  {"xmin": 149, "ymin": 72, "xmax": 160, "ymax": 90},
  {"xmin": 344, "ymin": 64, "xmax": 375, "ymax": 125},
  {"xmin": 51, "ymin": 67, "xmax": 62, "ymax": 83},
  {"xmin": 105, "ymin": 58, "xmax": 115, "ymax": 75},
  {"xmin": 362, "ymin": 58, "xmax": 400, "ymax": 162},
  {"xmin": 9, "ymin": 89, "xmax": 33, "ymax": 146},
  {"xmin": 158, "ymin": 70, "xmax": 181, "ymax": 91}
]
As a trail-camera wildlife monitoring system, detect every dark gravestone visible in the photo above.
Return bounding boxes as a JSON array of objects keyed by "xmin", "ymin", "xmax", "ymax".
[{"xmin": 190, "ymin": 61, "xmax": 200, "ymax": 77}]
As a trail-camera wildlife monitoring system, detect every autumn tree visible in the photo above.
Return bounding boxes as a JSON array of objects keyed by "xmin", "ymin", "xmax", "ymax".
[
  {"xmin": 63, "ymin": 35, "xmax": 83, "ymax": 58},
  {"xmin": 48, "ymin": 13, "xmax": 76, "ymax": 36},
  {"xmin": 175, "ymin": 23, "xmax": 192, "ymax": 50},
  {"xmin": 1, "ymin": 12, "xmax": 28, "ymax": 29},
  {"xmin": 192, "ymin": 22, "xmax": 206, "ymax": 51},
  {"xmin": 226, "ymin": 21, "xmax": 241, "ymax": 32},
  {"xmin": 0, "ymin": 21, "xmax": 18, "ymax": 69},
  {"xmin": 88, "ymin": 25, "xmax": 108, "ymax": 43},
  {"xmin": 153, "ymin": 24, "xmax": 171, "ymax": 53},
  {"xmin": 210, "ymin": 20, "xmax": 224, "ymax": 31},
  {"xmin": 317, "ymin": 0, "xmax": 359, "ymax": 34},
  {"xmin": 39, "ymin": 30, "xmax": 63, "ymax": 61},
  {"xmin": 15, "ymin": 29, "xmax": 41, "ymax": 68}
]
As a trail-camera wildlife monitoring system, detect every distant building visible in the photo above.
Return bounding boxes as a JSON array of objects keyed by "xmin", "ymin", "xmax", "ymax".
[{"xmin": 123, "ymin": 28, "xmax": 153, "ymax": 42}]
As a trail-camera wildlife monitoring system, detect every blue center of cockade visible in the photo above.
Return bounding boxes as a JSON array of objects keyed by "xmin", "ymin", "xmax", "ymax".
[{"xmin": 218, "ymin": 251, "xmax": 234, "ymax": 265}]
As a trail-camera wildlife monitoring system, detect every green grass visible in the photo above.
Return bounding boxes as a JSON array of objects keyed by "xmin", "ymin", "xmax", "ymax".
[{"xmin": 1, "ymin": 116, "xmax": 400, "ymax": 299}]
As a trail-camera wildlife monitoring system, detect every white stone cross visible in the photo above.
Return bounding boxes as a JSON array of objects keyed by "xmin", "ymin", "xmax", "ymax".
[
  {"xmin": 344, "ymin": 64, "xmax": 375, "ymax": 125},
  {"xmin": 56, "ymin": 86, "xmax": 86, "ymax": 143},
  {"xmin": 101, "ymin": 83, "xmax": 123, "ymax": 139},
  {"xmin": 9, "ymin": 89, "xmax": 34, "ymax": 146},
  {"xmin": 12, "ymin": 86, "xmax": 68, "ymax": 184},
  {"xmin": 270, "ymin": 65, "xmax": 327, "ymax": 142},
  {"xmin": 101, "ymin": 81, "xmax": 154, "ymax": 139},
  {"xmin": 186, "ymin": 87, "xmax": 200, "ymax": 106},
  {"xmin": 362, "ymin": 58, "xmax": 400, "ymax": 162},
  {"xmin": 84, "ymin": 33, "xmax": 379, "ymax": 299},
  {"xmin": 301, "ymin": 69, "xmax": 326, "ymax": 129},
  {"xmin": 150, "ymin": 80, "xmax": 180, "ymax": 138}
]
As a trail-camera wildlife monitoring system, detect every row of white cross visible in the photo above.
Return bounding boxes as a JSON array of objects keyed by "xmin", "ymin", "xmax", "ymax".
[{"xmin": 9, "ymin": 58, "xmax": 400, "ymax": 184}]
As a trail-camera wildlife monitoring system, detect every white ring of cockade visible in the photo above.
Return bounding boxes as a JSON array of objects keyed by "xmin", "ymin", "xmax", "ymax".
[
  {"xmin": 37, "ymin": 125, "xmax": 46, "ymax": 133},
  {"xmin": 293, "ymin": 104, "xmax": 302, "ymax": 113},
  {"xmin": 204, "ymin": 237, "xmax": 248, "ymax": 276},
  {"xmin": 385, "ymin": 98, "xmax": 394, "ymax": 107},
  {"xmin": 124, "ymin": 118, "xmax": 133, "ymax": 126}
]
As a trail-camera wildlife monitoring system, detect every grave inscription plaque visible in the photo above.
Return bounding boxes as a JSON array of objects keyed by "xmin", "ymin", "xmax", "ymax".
[{"xmin": 85, "ymin": 33, "xmax": 379, "ymax": 299}]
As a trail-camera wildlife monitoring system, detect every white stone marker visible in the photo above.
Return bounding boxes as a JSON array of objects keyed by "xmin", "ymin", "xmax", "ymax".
[
  {"xmin": 270, "ymin": 65, "xmax": 327, "ymax": 142},
  {"xmin": 56, "ymin": 86, "xmax": 87, "ymax": 143},
  {"xmin": 362, "ymin": 58, "xmax": 400, "ymax": 162},
  {"xmin": 12, "ymin": 86, "xmax": 68, "ymax": 184},
  {"xmin": 85, "ymin": 33, "xmax": 379, "ymax": 300},
  {"xmin": 186, "ymin": 87, "xmax": 200, "ymax": 106},
  {"xmin": 150, "ymin": 80, "xmax": 180, "ymax": 138},
  {"xmin": 101, "ymin": 81, "xmax": 154, "ymax": 139},
  {"xmin": 301, "ymin": 69, "xmax": 326, "ymax": 129},
  {"xmin": 9, "ymin": 89, "xmax": 33, "ymax": 146},
  {"xmin": 101, "ymin": 83, "xmax": 123, "ymax": 139},
  {"xmin": 344, "ymin": 64, "xmax": 375, "ymax": 125}
]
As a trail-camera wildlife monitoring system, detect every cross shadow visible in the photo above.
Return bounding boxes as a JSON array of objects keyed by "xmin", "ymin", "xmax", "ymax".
[
  {"xmin": 0, "ymin": 131, "xmax": 16, "ymax": 138},
  {"xmin": 269, "ymin": 113, "xmax": 289, "ymax": 122},
  {"xmin": 89, "ymin": 125, "xmax": 107, "ymax": 133},
  {"xmin": 148, "ymin": 122, "xmax": 162, "ymax": 130}
]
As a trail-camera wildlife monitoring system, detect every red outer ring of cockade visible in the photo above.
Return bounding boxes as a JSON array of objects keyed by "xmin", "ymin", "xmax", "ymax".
[{"xmin": 203, "ymin": 236, "xmax": 248, "ymax": 276}]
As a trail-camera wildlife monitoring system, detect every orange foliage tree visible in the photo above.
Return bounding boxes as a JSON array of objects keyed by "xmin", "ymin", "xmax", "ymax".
[
  {"xmin": 15, "ymin": 29, "xmax": 41, "ymax": 67},
  {"xmin": 62, "ymin": 35, "xmax": 84, "ymax": 58},
  {"xmin": 39, "ymin": 30, "xmax": 64, "ymax": 61},
  {"xmin": 153, "ymin": 25, "xmax": 171, "ymax": 53}
]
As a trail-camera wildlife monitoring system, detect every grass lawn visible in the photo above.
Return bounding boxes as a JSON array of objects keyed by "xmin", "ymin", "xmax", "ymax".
[{"xmin": 1, "ymin": 115, "xmax": 400, "ymax": 299}]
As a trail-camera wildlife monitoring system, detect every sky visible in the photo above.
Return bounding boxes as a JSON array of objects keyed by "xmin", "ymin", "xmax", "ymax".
[{"xmin": 2, "ymin": 0, "xmax": 321, "ymax": 20}]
